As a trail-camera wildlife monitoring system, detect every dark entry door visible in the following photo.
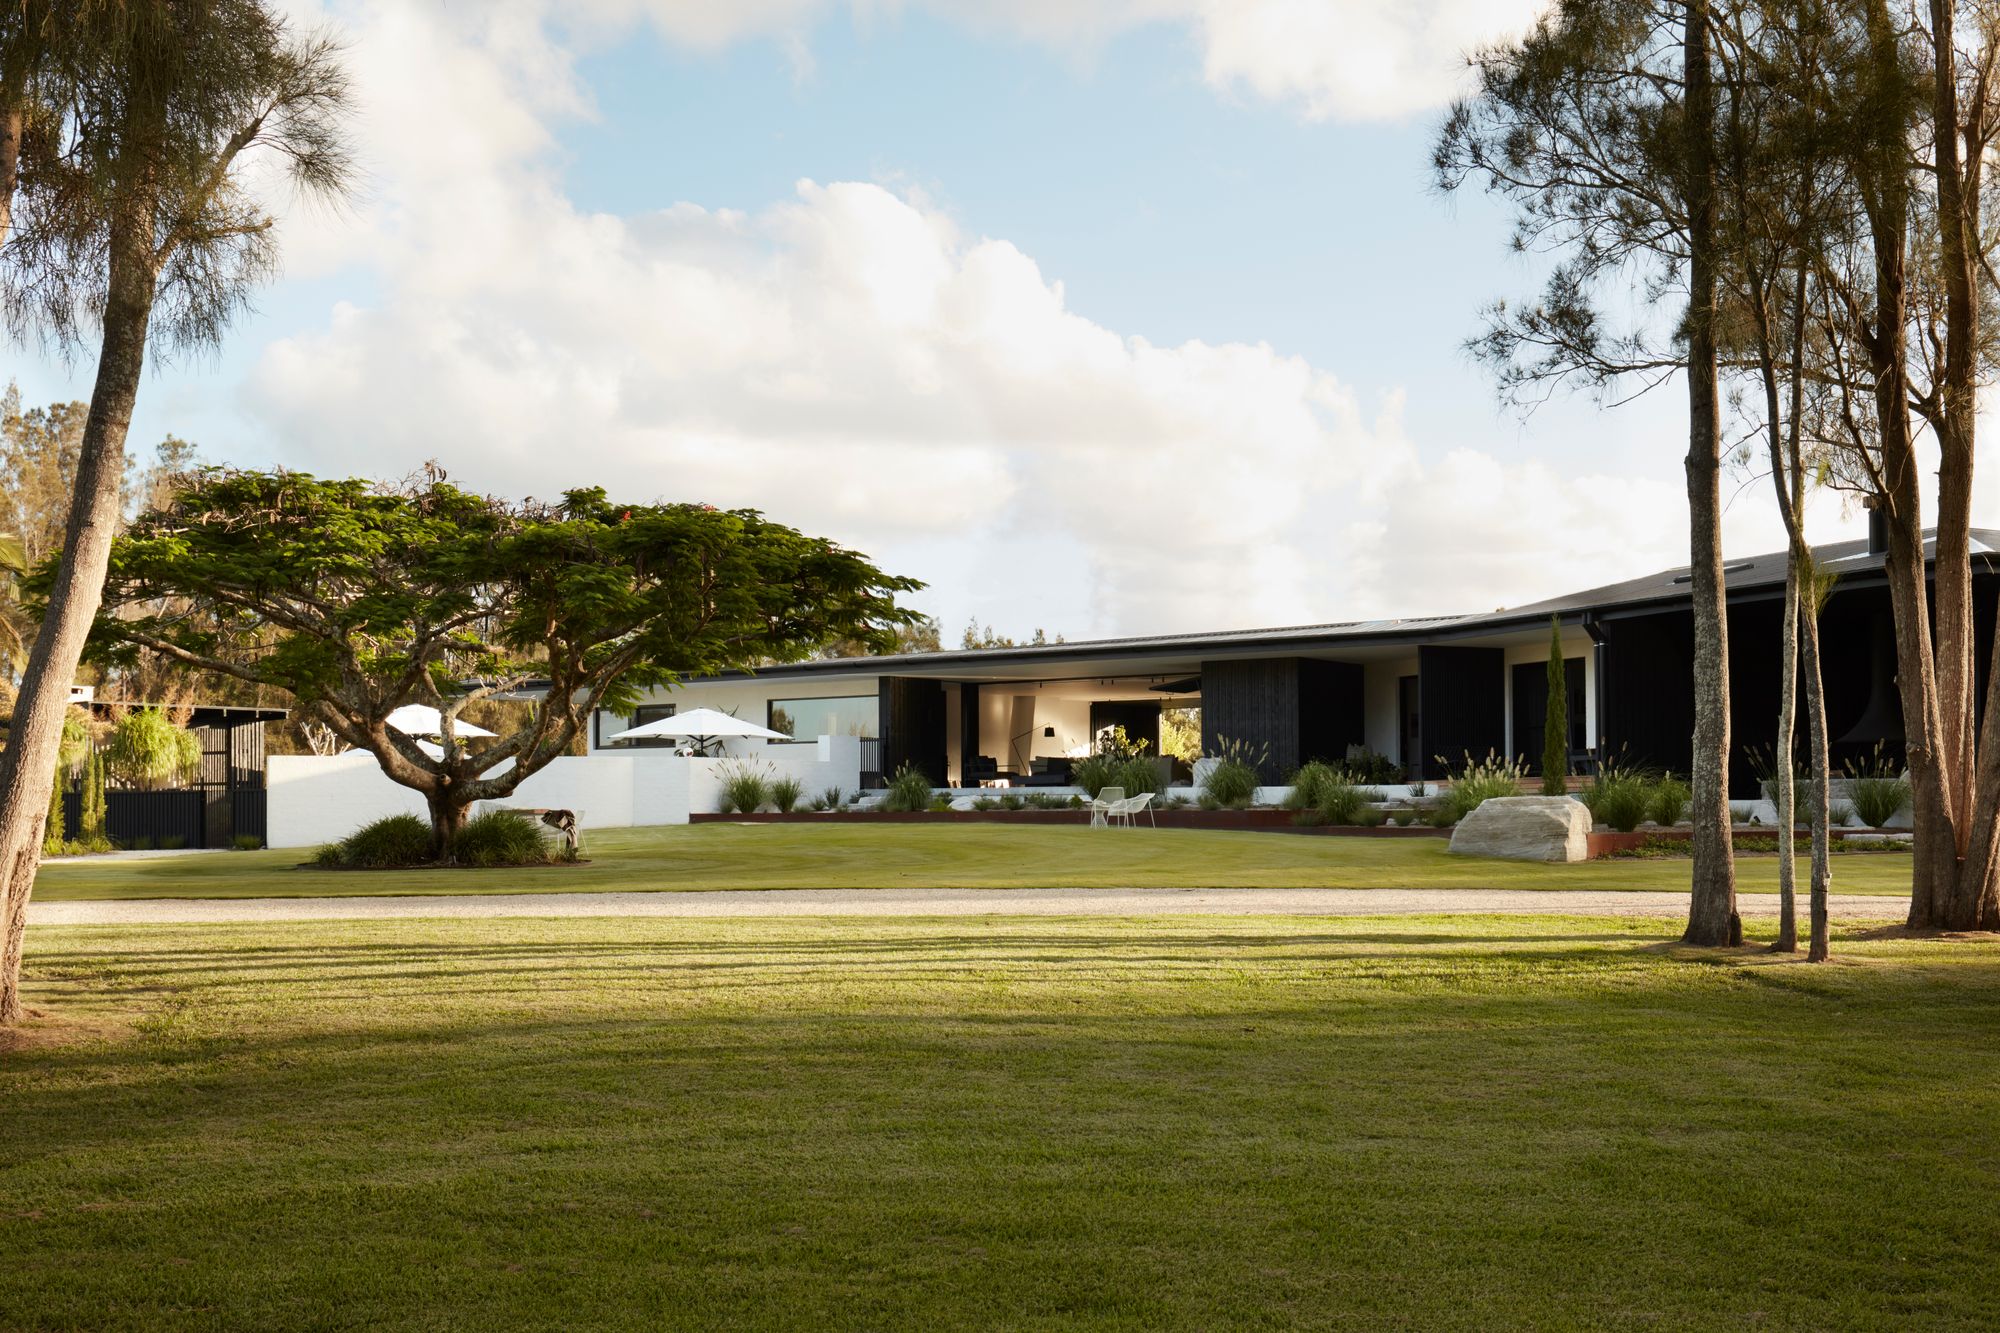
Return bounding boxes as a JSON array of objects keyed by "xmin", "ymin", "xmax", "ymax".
[{"xmin": 1398, "ymin": 675, "xmax": 1420, "ymax": 778}]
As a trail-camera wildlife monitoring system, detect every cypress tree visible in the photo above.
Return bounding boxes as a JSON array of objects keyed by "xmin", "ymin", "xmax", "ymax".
[
  {"xmin": 1542, "ymin": 617, "xmax": 1568, "ymax": 796},
  {"xmin": 41, "ymin": 765, "xmax": 63, "ymax": 857}
]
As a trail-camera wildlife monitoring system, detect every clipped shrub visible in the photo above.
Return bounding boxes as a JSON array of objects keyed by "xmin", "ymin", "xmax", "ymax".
[
  {"xmin": 769, "ymin": 776, "xmax": 805, "ymax": 814},
  {"xmin": 1434, "ymin": 751, "xmax": 1528, "ymax": 826},
  {"xmin": 716, "ymin": 762, "xmax": 772, "ymax": 815},
  {"xmin": 1647, "ymin": 775, "xmax": 1691, "ymax": 827},
  {"xmin": 331, "ymin": 814, "xmax": 433, "ymax": 868},
  {"xmin": 105, "ymin": 707, "xmax": 201, "ymax": 790},
  {"xmin": 880, "ymin": 763, "xmax": 934, "ymax": 812},
  {"xmin": 1843, "ymin": 746, "xmax": 1910, "ymax": 829},
  {"xmin": 453, "ymin": 810, "xmax": 552, "ymax": 867},
  {"xmin": 1072, "ymin": 753, "xmax": 1122, "ymax": 799},
  {"xmin": 1200, "ymin": 736, "xmax": 1266, "ymax": 808},
  {"xmin": 232, "ymin": 833, "xmax": 264, "ymax": 851}
]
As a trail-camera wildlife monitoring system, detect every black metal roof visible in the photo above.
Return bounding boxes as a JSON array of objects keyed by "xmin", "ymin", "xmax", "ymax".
[{"xmin": 717, "ymin": 527, "xmax": 2000, "ymax": 682}]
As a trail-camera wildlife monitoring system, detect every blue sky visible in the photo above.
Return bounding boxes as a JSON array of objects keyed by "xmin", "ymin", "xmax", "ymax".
[{"xmin": 11, "ymin": 0, "xmax": 1851, "ymax": 639}]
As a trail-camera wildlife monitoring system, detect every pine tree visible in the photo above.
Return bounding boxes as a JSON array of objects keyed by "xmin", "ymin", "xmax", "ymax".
[{"xmin": 1542, "ymin": 618, "xmax": 1568, "ymax": 796}]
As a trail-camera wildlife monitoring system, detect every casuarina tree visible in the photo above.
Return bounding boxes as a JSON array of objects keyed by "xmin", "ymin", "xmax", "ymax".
[
  {"xmin": 0, "ymin": 2, "xmax": 353, "ymax": 1023},
  {"xmin": 1436, "ymin": 0, "xmax": 1739, "ymax": 944},
  {"xmin": 80, "ymin": 468, "xmax": 921, "ymax": 858},
  {"xmin": 1541, "ymin": 618, "xmax": 1567, "ymax": 796}
]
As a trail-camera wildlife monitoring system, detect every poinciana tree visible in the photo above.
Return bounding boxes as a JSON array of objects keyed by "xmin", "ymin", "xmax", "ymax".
[
  {"xmin": 77, "ymin": 468, "xmax": 921, "ymax": 855},
  {"xmin": 0, "ymin": 1, "xmax": 353, "ymax": 1024}
]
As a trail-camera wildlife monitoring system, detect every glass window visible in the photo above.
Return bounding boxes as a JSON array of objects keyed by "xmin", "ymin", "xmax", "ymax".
[
  {"xmin": 602, "ymin": 703, "xmax": 676, "ymax": 748},
  {"xmin": 768, "ymin": 695, "xmax": 877, "ymax": 742}
]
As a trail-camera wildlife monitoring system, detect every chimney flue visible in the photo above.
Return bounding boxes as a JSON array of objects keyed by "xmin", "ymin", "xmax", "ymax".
[{"xmin": 1866, "ymin": 502, "xmax": 1889, "ymax": 557}]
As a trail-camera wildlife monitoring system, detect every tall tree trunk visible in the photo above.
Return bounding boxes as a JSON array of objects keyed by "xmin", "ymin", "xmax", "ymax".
[
  {"xmin": 1801, "ymin": 588, "xmax": 1833, "ymax": 962},
  {"xmin": 1682, "ymin": 0, "xmax": 1739, "ymax": 947},
  {"xmin": 0, "ymin": 207, "xmax": 158, "ymax": 1024},
  {"xmin": 1927, "ymin": 0, "xmax": 1978, "ymax": 855},
  {"xmin": 1772, "ymin": 559, "xmax": 1799, "ymax": 952}
]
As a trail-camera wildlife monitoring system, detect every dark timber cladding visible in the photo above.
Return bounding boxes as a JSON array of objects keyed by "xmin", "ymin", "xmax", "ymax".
[
  {"xmin": 878, "ymin": 676, "xmax": 947, "ymax": 785},
  {"xmin": 1416, "ymin": 646, "xmax": 1504, "ymax": 779},
  {"xmin": 1199, "ymin": 657, "xmax": 1364, "ymax": 782}
]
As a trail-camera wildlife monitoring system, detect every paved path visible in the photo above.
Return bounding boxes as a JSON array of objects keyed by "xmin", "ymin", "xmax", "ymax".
[{"xmin": 27, "ymin": 886, "xmax": 1907, "ymax": 926}]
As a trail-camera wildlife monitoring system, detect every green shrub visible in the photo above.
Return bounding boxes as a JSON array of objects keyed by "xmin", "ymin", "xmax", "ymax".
[
  {"xmin": 308, "ymin": 842, "xmax": 344, "ymax": 868},
  {"xmin": 1115, "ymin": 755, "xmax": 1163, "ymax": 796},
  {"xmin": 880, "ymin": 763, "xmax": 934, "ymax": 812},
  {"xmin": 971, "ymin": 796, "xmax": 999, "ymax": 812},
  {"xmin": 106, "ymin": 707, "xmax": 201, "ymax": 790},
  {"xmin": 1284, "ymin": 761, "xmax": 1343, "ymax": 810},
  {"xmin": 1200, "ymin": 736, "xmax": 1266, "ymax": 808},
  {"xmin": 1843, "ymin": 746, "xmax": 1910, "ymax": 828},
  {"xmin": 716, "ymin": 762, "xmax": 772, "ymax": 815},
  {"xmin": 127, "ymin": 836, "xmax": 155, "ymax": 852},
  {"xmin": 1434, "ymin": 751, "xmax": 1527, "ymax": 826},
  {"xmin": 769, "ymin": 776, "xmax": 805, "ymax": 814},
  {"xmin": 335, "ymin": 814, "xmax": 433, "ymax": 868},
  {"xmin": 1581, "ymin": 764, "xmax": 1652, "ymax": 833},
  {"xmin": 453, "ymin": 810, "xmax": 552, "ymax": 867},
  {"xmin": 159, "ymin": 834, "xmax": 188, "ymax": 851},
  {"xmin": 1072, "ymin": 753, "xmax": 1122, "ymax": 798},
  {"xmin": 1647, "ymin": 775, "xmax": 1690, "ymax": 827},
  {"xmin": 232, "ymin": 833, "xmax": 264, "ymax": 851},
  {"xmin": 810, "ymin": 785, "xmax": 849, "ymax": 813},
  {"xmin": 1339, "ymin": 748, "xmax": 1403, "ymax": 785}
]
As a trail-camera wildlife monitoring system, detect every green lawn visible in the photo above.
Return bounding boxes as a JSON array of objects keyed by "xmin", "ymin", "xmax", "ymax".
[
  {"xmin": 7, "ymin": 913, "xmax": 1998, "ymax": 1329},
  {"xmin": 32, "ymin": 822, "xmax": 1916, "ymax": 900}
]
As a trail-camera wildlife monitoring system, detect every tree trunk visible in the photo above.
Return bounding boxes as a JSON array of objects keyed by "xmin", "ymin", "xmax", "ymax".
[
  {"xmin": 0, "ymin": 102, "xmax": 20, "ymax": 246},
  {"xmin": 0, "ymin": 207, "xmax": 158, "ymax": 1024},
  {"xmin": 1681, "ymin": 0, "xmax": 1739, "ymax": 947},
  {"xmin": 1801, "ymin": 595, "xmax": 1833, "ymax": 962},
  {"xmin": 1927, "ymin": 0, "xmax": 1978, "ymax": 856},
  {"xmin": 426, "ymin": 789, "xmax": 470, "ymax": 863},
  {"xmin": 1772, "ymin": 558, "xmax": 1799, "ymax": 952}
]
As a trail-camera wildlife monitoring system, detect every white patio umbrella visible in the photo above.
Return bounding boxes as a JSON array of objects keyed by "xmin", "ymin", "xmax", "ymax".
[
  {"xmin": 607, "ymin": 707, "xmax": 788, "ymax": 750},
  {"xmin": 386, "ymin": 704, "xmax": 497, "ymax": 739}
]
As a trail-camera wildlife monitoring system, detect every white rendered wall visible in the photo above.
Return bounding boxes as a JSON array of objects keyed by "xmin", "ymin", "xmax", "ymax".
[
  {"xmin": 1363, "ymin": 657, "xmax": 1420, "ymax": 763},
  {"xmin": 268, "ymin": 735, "xmax": 864, "ymax": 848}
]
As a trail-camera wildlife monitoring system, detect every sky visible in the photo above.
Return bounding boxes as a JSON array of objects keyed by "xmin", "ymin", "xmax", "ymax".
[{"xmin": 5, "ymin": 0, "xmax": 1948, "ymax": 641}]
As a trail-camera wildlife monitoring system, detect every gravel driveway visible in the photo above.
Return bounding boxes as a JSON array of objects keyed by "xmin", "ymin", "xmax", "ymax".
[{"xmin": 27, "ymin": 885, "xmax": 1908, "ymax": 926}]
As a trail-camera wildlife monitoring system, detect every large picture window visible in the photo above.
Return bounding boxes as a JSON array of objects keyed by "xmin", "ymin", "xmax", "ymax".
[
  {"xmin": 768, "ymin": 695, "xmax": 877, "ymax": 742},
  {"xmin": 600, "ymin": 702, "xmax": 676, "ymax": 748}
]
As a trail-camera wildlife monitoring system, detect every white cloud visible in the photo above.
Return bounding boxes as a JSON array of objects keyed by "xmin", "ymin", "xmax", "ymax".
[
  {"xmin": 555, "ymin": 0, "xmax": 1547, "ymax": 123},
  {"xmin": 241, "ymin": 0, "xmax": 1712, "ymax": 640}
]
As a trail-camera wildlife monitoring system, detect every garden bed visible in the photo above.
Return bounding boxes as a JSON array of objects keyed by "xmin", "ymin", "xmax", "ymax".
[
  {"xmin": 690, "ymin": 809, "xmax": 1452, "ymax": 836},
  {"xmin": 1589, "ymin": 827, "xmax": 1911, "ymax": 858}
]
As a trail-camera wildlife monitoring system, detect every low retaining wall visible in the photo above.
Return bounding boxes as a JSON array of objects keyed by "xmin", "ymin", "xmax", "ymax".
[{"xmin": 690, "ymin": 810, "xmax": 1453, "ymax": 837}]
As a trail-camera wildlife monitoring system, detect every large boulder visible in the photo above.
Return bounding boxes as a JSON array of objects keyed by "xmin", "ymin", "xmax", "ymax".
[{"xmin": 1448, "ymin": 795, "xmax": 1591, "ymax": 863}]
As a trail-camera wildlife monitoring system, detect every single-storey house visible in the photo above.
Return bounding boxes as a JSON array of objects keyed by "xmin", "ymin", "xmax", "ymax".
[{"xmin": 591, "ymin": 523, "xmax": 2000, "ymax": 799}]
